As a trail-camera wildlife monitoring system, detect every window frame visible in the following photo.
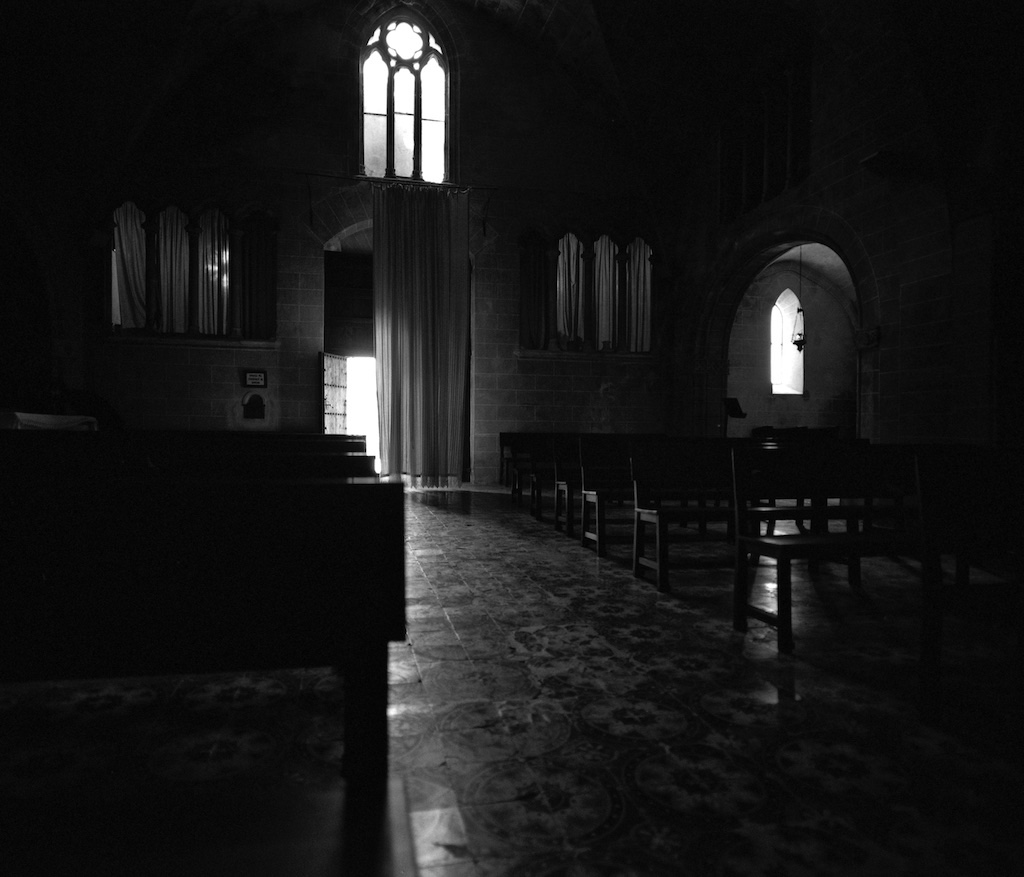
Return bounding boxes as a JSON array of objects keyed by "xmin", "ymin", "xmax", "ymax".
[
  {"xmin": 106, "ymin": 200, "xmax": 277, "ymax": 342},
  {"xmin": 360, "ymin": 13, "xmax": 450, "ymax": 184},
  {"xmin": 521, "ymin": 229, "xmax": 653, "ymax": 355},
  {"xmin": 770, "ymin": 288, "xmax": 804, "ymax": 395}
]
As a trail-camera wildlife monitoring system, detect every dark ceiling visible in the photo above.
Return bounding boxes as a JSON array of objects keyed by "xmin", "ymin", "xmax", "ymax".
[{"xmin": 2, "ymin": 0, "xmax": 1021, "ymax": 200}]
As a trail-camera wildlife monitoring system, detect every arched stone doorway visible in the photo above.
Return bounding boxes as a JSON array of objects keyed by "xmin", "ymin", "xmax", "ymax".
[
  {"xmin": 683, "ymin": 206, "xmax": 882, "ymax": 442},
  {"xmin": 725, "ymin": 242, "xmax": 858, "ymax": 437}
]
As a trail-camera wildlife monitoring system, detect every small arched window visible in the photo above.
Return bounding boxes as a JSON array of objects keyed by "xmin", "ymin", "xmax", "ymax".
[
  {"xmin": 362, "ymin": 16, "xmax": 448, "ymax": 183},
  {"xmin": 771, "ymin": 288, "xmax": 804, "ymax": 394}
]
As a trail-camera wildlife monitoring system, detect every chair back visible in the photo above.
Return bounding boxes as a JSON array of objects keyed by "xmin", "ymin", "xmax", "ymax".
[
  {"xmin": 552, "ymin": 432, "xmax": 581, "ymax": 486},
  {"xmin": 579, "ymin": 433, "xmax": 632, "ymax": 494},
  {"xmin": 732, "ymin": 441, "xmax": 923, "ymax": 541}
]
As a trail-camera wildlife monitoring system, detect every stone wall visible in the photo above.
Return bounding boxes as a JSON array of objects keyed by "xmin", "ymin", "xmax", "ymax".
[
  {"xmin": 81, "ymin": 0, "xmax": 664, "ymax": 482},
  {"xmin": 671, "ymin": 0, "xmax": 1008, "ymax": 444}
]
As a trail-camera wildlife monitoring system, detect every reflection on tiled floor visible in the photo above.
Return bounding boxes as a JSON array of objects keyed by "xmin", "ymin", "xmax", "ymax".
[
  {"xmin": 1, "ymin": 489, "xmax": 1020, "ymax": 876},
  {"xmin": 394, "ymin": 489, "xmax": 1022, "ymax": 876},
  {"xmin": 1, "ymin": 666, "xmax": 350, "ymax": 876}
]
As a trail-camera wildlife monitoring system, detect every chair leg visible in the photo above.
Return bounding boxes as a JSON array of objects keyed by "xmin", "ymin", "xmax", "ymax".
[
  {"xmin": 581, "ymin": 493, "xmax": 594, "ymax": 549},
  {"xmin": 565, "ymin": 487, "xmax": 575, "ymax": 538},
  {"xmin": 777, "ymin": 556, "xmax": 794, "ymax": 653},
  {"xmin": 530, "ymin": 477, "xmax": 542, "ymax": 520},
  {"xmin": 848, "ymin": 553, "xmax": 863, "ymax": 591},
  {"xmin": 632, "ymin": 514, "xmax": 644, "ymax": 577},
  {"xmin": 595, "ymin": 496, "xmax": 607, "ymax": 557},
  {"xmin": 733, "ymin": 548, "xmax": 751, "ymax": 632},
  {"xmin": 656, "ymin": 516, "xmax": 669, "ymax": 592}
]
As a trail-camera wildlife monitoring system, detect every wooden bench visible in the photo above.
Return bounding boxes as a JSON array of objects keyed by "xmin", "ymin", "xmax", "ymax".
[
  {"xmin": 631, "ymin": 437, "xmax": 735, "ymax": 591},
  {"xmin": 502, "ymin": 432, "xmax": 573, "ymax": 522},
  {"xmin": 501, "ymin": 431, "xmax": 543, "ymax": 504},
  {"xmin": 731, "ymin": 441, "xmax": 936, "ymax": 658},
  {"xmin": 911, "ymin": 443, "xmax": 1022, "ymax": 585},
  {"xmin": 500, "ymin": 431, "xmax": 540, "ymax": 494},
  {"xmin": 579, "ymin": 434, "xmax": 642, "ymax": 556},
  {"xmin": 553, "ymin": 432, "xmax": 582, "ymax": 537},
  {"xmin": 913, "ymin": 442, "xmax": 1023, "ymax": 688},
  {"xmin": 126, "ymin": 430, "xmax": 378, "ymax": 480},
  {"xmin": 526, "ymin": 432, "xmax": 586, "ymax": 522},
  {"xmin": 1, "ymin": 432, "xmax": 405, "ymax": 876}
]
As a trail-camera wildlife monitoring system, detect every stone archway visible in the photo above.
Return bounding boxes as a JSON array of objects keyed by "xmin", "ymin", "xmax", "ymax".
[
  {"xmin": 724, "ymin": 243, "xmax": 858, "ymax": 437},
  {"xmin": 691, "ymin": 206, "xmax": 882, "ymax": 440}
]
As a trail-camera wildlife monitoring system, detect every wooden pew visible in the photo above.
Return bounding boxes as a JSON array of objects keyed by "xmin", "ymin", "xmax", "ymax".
[
  {"xmin": 126, "ymin": 430, "xmax": 378, "ymax": 480},
  {"xmin": 500, "ymin": 431, "xmax": 536, "ymax": 492},
  {"xmin": 731, "ymin": 441, "xmax": 936, "ymax": 659},
  {"xmin": 525, "ymin": 432, "xmax": 581, "ymax": 522},
  {"xmin": 553, "ymin": 432, "xmax": 582, "ymax": 537},
  {"xmin": 501, "ymin": 431, "xmax": 539, "ymax": 503},
  {"xmin": 1, "ymin": 434, "xmax": 404, "ymax": 876},
  {"xmin": 578, "ymin": 434, "xmax": 654, "ymax": 556},
  {"xmin": 631, "ymin": 436, "xmax": 736, "ymax": 591},
  {"xmin": 501, "ymin": 432, "xmax": 566, "ymax": 517},
  {"xmin": 910, "ymin": 442, "xmax": 1023, "ymax": 685}
]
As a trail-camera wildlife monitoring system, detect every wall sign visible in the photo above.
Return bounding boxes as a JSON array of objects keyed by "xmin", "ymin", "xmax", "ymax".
[{"xmin": 242, "ymin": 370, "xmax": 268, "ymax": 388}]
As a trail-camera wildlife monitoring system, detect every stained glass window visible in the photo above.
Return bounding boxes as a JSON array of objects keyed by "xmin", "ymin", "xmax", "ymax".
[{"xmin": 361, "ymin": 16, "xmax": 447, "ymax": 183}]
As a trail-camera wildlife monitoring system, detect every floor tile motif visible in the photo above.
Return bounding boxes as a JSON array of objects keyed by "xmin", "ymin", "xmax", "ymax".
[
  {"xmin": 396, "ymin": 489, "xmax": 1022, "ymax": 877},
  {"xmin": 2, "ymin": 488, "xmax": 1018, "ymax": 877}
]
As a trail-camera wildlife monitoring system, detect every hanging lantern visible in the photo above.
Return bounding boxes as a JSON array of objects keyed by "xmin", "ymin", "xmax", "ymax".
[
  {"xmin": 791, "ymin": 307, "xmax": 806, "ymax": 352},
  {"xmin": 792, "ymin": 245, "xmax": 806, "ymax": 352}
]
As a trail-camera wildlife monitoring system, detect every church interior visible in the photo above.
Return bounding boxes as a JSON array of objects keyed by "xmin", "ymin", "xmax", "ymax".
[{"xmin": 2, "ymin": 1, "xmax": 1022, "ymax": 874}]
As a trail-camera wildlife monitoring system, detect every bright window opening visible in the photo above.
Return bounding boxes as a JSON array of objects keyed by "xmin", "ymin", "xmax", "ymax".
[
  {"xmin": 361, "ymin": 16, "xmax": 447, "ymax": 183},
  {"xmin": 771, "ymin": 288, "xmax": 804, "ymax": 395}
]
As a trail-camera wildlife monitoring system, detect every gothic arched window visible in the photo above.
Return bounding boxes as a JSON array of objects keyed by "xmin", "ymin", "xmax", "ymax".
[
  {"xmin": 771, "ymin": 288, "xmax": 804, "ymax": 394},
  {"xmin": 362, "ymin": 16, "xmax": 448, "ymax": 183}
]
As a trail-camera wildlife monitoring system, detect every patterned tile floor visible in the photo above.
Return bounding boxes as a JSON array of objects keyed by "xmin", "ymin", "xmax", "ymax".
[
  {"xmin": 394, "ymin": 489, "xmax": 1022, "ymax": 876},
  {"xmin": 1, "ymin": 488, "xmax": 1020, "ymax": 876}
]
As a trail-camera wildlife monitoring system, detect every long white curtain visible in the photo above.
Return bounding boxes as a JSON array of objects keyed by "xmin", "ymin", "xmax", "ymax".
[
  {"xmin": 112, "ymin": 201, "xmax": 146, "ymax": 329},
  {"xmin": 159, "ymin": 206, "xmax": 189, "ymax": 334},
  {"xmin": 594, "ymin": 234, "xmax": 617, "ymax": 350},
  {"xmin": 556, "ymin": 232, "xmax": 584, "ymax": 344},
  {"xmin": 373, "ymin": 185, "xmax": 469, "ymax": 487},
  {"xmin": 627, "ymin": 237, "xmax": 652, "ymax": 352},
  {"xmin": 197, "ymin": 208, "xmax": 230, "ymax": 335}
]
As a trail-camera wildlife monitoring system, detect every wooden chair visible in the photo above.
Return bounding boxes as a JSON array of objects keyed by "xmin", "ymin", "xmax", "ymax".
[
  {"xmin": 579, "ymin": 434, "xmax": 635, "ymax": 556},
  {"xmin": 553, "ymin": 432, "xmax": 581, "ymax": 537},
  {"xmin": 731, "ymin": 441, "xmax": 938, "ymax": 657},
  {"xmin": 526, "ymin": 434, "xmax": 556, "ymax": 520},
  {"xmin": 506, "ymin": 432, "xmax": 542, "ymax": 505},
  {"xmin": 631, "ymin": 437, "xmax": 734, "ymax": 591}
]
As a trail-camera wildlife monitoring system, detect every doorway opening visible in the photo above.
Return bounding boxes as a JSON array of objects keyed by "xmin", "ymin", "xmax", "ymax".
[{"xmin": 346, "ymin": 357, "xmax": 380, "ymax": 473}]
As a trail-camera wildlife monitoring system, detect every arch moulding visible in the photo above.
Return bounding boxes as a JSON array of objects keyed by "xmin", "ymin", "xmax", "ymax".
[{"xmin": 690, "ymin": 204, "xmax": 882, "ymax": 439}]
